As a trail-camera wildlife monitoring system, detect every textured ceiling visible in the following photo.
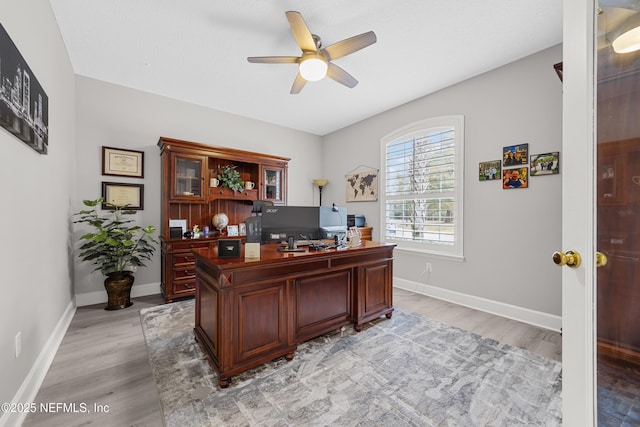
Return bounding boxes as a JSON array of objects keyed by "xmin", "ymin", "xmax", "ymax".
[{"xmin": 49, "ymin": 0, "xmax": 563, "ymax": 135}]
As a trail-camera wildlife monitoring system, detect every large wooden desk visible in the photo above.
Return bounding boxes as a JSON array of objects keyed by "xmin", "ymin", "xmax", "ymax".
[{"xmin": 192, "ymin": 241, "xmax": 395, "ymax": 387}]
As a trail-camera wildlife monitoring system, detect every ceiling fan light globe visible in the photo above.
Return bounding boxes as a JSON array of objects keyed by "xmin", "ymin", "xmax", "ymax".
[
  {"xmin": 612, "ymin": 13, "xmax": 640, "ymax": 54},
  {"xmin": 299, "ymin": 57, "xmax": 328, "ymax": 81},
  {"xmin": 613, "ymin": 25, "xmax": 640, "ymax": 53}
]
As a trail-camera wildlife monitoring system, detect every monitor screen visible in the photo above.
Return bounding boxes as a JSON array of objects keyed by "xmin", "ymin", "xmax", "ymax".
[{"xmin": 260, "ymin": 206, "xmax": 347, "ymax": 243}]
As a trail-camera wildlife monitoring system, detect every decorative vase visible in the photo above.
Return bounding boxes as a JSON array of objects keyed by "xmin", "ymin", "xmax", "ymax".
[{"xmin": 104, "ymin": 272, "xmax": 135, "ymax": 310}]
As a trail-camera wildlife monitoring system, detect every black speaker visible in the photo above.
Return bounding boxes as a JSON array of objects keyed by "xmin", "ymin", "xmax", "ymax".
[{"xmin": 218, "ymin": 239, "xmax": 241, "ymax": 258}]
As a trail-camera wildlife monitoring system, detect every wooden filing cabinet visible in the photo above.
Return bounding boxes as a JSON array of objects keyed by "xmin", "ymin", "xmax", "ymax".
[{"xmin": 161, "ymin": 238, "xmax": 216, "ymax": 302}]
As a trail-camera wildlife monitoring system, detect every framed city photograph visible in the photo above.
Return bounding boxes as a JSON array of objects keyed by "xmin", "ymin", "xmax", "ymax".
[
  {"xmin": 502, "ymin": 144, "xmax": 529, "ymax": 167},
  {"xmin": 530, "ymin": 152, "xmax": 560, "ymax": 176},
  {"xmin": 102, "ymin": 146, "xmax": 144, "ymax": 178},
  {"xmin": 0, "ymin": 24, "xmax": 49, "ymax": 154},
  {"xmin": 101, "ymin": 182, "xmax": 144, "ymax": 210},
  {"xmin": 479, "ymin": 160, "xmax": 501, "ymax": 181},
  {"xmin": 502, "ymin": 167, "xmax": 528, "ymax": 189}
]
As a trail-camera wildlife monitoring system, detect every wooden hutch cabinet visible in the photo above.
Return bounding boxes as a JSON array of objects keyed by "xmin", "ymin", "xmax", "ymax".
[{"xmin": 158, "ymin": 137, "xmax": 289, "ymax": 302}]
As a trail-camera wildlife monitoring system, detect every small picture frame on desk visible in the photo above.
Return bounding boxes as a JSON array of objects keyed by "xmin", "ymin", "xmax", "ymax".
[
  {"xmin": 239, "ymin": 223, "xmax": 246, "ymax": 236},
  {"xmin": 218, "ymin": 239, "xmax": 241, "ymax": 258},
  {"xmin": 227, "ymin": 225, "xmax": 239, "ymax": 236},
  {"xmin": 245, "ymin": 242, "xmax": 260, "ymax": 259},
  {"xmin": 169, "ymin": 227, "xmax": 183, "ymax": 239}
]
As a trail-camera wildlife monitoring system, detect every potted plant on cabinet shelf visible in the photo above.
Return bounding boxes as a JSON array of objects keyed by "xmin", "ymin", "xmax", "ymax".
[
  {"xmin": 217, "ymin": 164, "xmax": 244, "ymax": 192},
  {"xmin": 73, "ymin": 198, "xmax": 158, "ymax": 310}
]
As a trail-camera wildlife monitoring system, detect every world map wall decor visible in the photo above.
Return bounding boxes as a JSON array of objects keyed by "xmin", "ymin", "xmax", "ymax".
[
  {"xmin": 346, "ymin": 167, "xmax": 378, "ymax": 202},
  {"xmin": 0, "ymin": 24, "xmax": 49, "ymax": 154}
]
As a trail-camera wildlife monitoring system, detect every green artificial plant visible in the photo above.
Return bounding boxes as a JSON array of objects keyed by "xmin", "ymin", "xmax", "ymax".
[
  {"xmin": 217, "ymin": 164, "xmax": 244, "ymax": 192},
  {"xmin": 73, "ymin": 198, "xmax": 158, "ymax": 276}
]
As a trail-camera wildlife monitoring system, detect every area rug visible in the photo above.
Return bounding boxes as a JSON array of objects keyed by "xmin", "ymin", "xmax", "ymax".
[{"xmin": 140, "ymin": 300, "xmax": 562, "ymax": 426}]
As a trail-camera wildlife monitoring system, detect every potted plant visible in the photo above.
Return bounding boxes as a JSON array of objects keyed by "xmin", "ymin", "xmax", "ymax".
[
  {"xmin": 73, "ymin": 198, "xmax": 158, "ymax": 310},
  {"xmin": 217, "ymin": 164, "xmax": 244, "ymax": 192}
]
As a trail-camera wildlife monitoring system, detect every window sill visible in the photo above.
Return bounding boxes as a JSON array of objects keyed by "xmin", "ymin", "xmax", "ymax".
[{"xmin": 393, "ymin": 246, "xmax": 465, "ymax": 262}]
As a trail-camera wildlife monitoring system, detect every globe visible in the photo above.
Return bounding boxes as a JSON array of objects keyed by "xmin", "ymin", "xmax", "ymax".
[{"xmin": 212, "ymin": 213, "xmax": 229, "ymax": 232}]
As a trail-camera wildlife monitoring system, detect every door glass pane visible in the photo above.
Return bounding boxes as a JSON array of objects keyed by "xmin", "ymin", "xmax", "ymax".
[
  {"xmin": 264, "ymin": 169, "xmax": 281, "ymax": 201},
  {"xmin": 596, "ymin": 6, "xmax": 640, "ymax": 425},
  {"xmin": 176, "ymin": 158, "xmax": 202, "ymax": 197}
]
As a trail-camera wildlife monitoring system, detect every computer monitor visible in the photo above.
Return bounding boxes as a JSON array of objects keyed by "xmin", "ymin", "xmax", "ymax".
[
  {"xmin": 259, "ymin": 206, "xmax": 347, "ymax": 244},
  {"xmin": 260, "ymin": 206, "xmax": 320, "ymax": 243},
  {"xmin": 251, "ymin": 200, "xmax": 274, "ymax": 214}
]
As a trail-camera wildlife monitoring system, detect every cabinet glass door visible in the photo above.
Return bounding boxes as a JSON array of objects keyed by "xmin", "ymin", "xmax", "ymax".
[
  {"xmin": 174, "ymin": 156, "xmax": 204, "ymax": 199},
  {"xmin": 263, "ymin": 167, "xmax": 283, "ymax": 203}
]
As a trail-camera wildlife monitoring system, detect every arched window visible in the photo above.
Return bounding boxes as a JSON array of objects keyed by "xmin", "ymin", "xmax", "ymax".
[{"xmin": 380, "ymin": 115, "xmax": 464, "ymax": 258}]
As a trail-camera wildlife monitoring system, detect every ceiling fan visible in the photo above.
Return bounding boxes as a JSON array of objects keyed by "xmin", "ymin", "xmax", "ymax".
[{"xmin": 247, "ymin": 11, "xmax": 377, "ymax": 94}]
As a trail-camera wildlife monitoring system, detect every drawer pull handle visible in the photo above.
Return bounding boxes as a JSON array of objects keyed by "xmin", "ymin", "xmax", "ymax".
[
  {"xmin": 184, "ymin": 270, "xmax": 193, "ymax": 275},
  {"xmin": 185, "ymin": 283, "xmax": 194, "ymax": 289}
]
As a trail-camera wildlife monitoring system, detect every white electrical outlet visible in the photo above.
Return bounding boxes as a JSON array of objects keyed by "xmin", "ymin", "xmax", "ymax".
[
  {"xmin": 425, "ymin": 262, "xmax": 432, "ymax": 272},
  {"xmin": 15, "ymin": 331, "xmax": 22, "ymax": 358}
]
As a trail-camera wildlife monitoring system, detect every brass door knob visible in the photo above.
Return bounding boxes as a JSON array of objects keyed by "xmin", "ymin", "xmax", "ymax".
[
  {"xmin": 552, "ymin": 250, "xmax": 582, "ymax": 268},
  {"xmin": 596, "ymin": 251, "xmax": 608, "ymax": 268}
]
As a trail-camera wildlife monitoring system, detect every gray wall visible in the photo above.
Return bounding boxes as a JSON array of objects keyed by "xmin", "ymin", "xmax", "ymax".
[
  {"xmin": 73, "ymin": 76, "xmax": 324, "ymax": 301},
  {"xmin": 0, "ymin": 0, "xmax": 76, "ymax": 410},
  {"xmin": 322, "ymin": 45, "xmax": 563, "ymax": 317}
]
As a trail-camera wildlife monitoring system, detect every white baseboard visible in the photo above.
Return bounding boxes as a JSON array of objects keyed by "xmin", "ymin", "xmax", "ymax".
[
  {"xmin": 0, "ymin": 300, "xmax": 76, "ymax": 427},
  {"xmin": 394, "ymin": 278, "xmax": 562, "ymax": 332},
  {"xmin": 75, "ymin": 282, "xmax": 161, "ymax": 307}
]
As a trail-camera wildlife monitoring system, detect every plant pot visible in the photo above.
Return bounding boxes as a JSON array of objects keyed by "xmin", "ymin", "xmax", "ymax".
[{"xmin": 104, "ymin": 272, "xmax": 135, "ymax": 310}]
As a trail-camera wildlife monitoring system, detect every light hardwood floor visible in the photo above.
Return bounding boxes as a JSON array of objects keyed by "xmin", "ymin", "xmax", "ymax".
[{"xmin": 23, "ymin": 288, "xmax": 561, "ymax": 427}]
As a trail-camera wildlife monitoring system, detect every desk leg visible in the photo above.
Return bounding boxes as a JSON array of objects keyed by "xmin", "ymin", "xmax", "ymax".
[{"xmin": 218, "ymin": 376, "xmax": 232, "ymax": 388}]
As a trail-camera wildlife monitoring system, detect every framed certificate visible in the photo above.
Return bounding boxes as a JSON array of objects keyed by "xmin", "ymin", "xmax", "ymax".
[
  {"xmin": 101, "ymin": 182, "xmax": 144, "ymax": 210},
  {"xmin": 102, "ymin": 146, "xmax": 144, "ymax": 178}
]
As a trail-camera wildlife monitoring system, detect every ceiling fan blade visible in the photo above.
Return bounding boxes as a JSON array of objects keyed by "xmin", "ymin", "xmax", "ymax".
[
  {"xmin": 321, "ymin": 31, "xmax": 377, "ymax": 61},
  {"xmin": 326, "ymin": 63, "xmax": 358, "ymax": 88},
  {"xmin": 247, "ymin": 56, "xmax": 300, "ymax": 64},
  {"xmin": 285, "ymin": 11, "xmax": 317, "ymax": 52},
  {"xmin": 290, "ymin": 73, "xmax": 307, "ymax": 94}
]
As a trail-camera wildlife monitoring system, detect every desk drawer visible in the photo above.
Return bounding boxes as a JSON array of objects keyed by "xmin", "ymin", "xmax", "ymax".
[
  {"xmin": 173, "ymin": 267, "xmax": 196, "ymax": 280},
  {"xmin": 171, "ymin": 240, "xmax": 210, "ymax": 252},
  {"xmin": 172, "ymin": 253, "xmax": 196, "ymax": 265},
  {"xmin": 173, "ymin": 279, "xmax": 196, "ymax": 294}
]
